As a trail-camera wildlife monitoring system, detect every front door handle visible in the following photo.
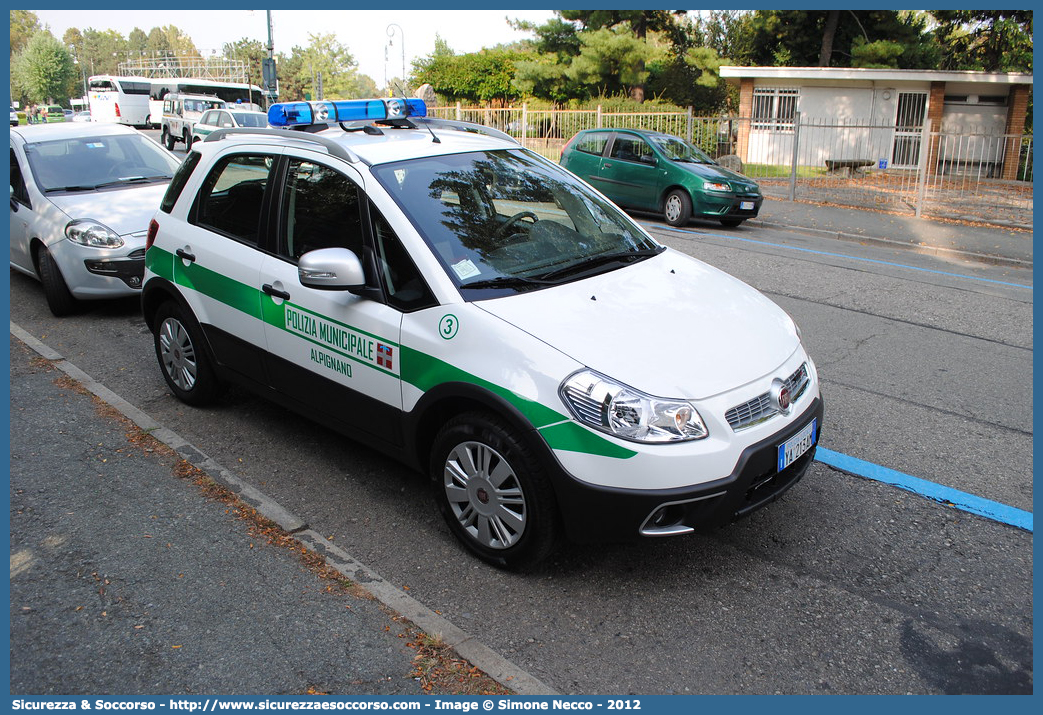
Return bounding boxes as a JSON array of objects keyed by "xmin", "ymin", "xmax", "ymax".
[{"xmin": 262, "ymin": 283, "xmax": 290, "ymax": 301}]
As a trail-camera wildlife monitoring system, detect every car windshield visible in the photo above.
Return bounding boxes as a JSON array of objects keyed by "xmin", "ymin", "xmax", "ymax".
[
  {"xmin": 371, "ymin": 149, "xmax": 662, "ymax": 296},
  {"xmin": 231, "ymin": 112, "xmax": 267, "ymax": 128},
  {"xmin": 24, "ymin": 133, "xmax": 181, "ymax": 193},
  {"xmin": 649, "ymin": 134, "xmax": 714, "ymax": 164}
]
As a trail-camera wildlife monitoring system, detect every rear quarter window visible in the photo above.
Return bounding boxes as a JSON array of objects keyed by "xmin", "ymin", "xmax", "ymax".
[{"xmin": 575, "ymin": 133, "xmax": 610, "ymax": 156}]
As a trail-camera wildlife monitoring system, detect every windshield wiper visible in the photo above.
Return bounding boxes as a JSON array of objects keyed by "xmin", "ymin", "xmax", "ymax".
[
  {"xmin": 537, "ymin": 247, "xmax": 664, "ymax": 282},
  {"xmin": 94, "ymin": 175, "xmax": 171, "ymax": 189},
  {"xmin": 462, "ymin": 275, "xmax": 556, "ymax": 290},
  {"xmin": 45, "ymin": 184, "xmax": 97, "ymax": 193}
]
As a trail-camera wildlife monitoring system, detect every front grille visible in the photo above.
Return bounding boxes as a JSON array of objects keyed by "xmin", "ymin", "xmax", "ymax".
[{"xmin": 725, "ymin": 363, "xmax": 809, "ymax": 431}]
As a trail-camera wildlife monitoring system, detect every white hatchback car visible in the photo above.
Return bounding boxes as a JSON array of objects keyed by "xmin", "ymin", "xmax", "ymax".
[
  {"xmin": 142, "ymin": 98, "xmax": 822, "ymax": 568},
  {"xmin": 10, "ymin": 122, "xmax": 180, "ymax": 315},
  {"xmin": 191, "ymin": 108, "xmax": 268, "ymax": 146}
]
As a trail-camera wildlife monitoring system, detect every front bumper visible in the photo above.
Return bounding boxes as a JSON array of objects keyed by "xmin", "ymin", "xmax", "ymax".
[
  {"xmin": 83, "ymin": 249, "xmax": 146, "ymax": 289},
  {"xmin": 51, "ymin": 240, "xmax": 146, "ymax": 299},
  {"xmin": 693, "ymin": 193, "xmax": 763, "ymax": 219},
  {"xmin": 548, "ymin": 397, "xmax": 823, "ymax": 544}
]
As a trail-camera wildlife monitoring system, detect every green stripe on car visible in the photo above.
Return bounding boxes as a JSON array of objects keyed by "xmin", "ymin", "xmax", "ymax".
[{"xmin": 146, "ymin": 252, "xmax": 635, "ymax": 459}]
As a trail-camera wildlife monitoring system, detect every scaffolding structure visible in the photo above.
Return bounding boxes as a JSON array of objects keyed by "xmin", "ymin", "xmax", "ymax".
[{"xmin": 118, "ymin": 54, "xmax": 250, "ymax": 83}]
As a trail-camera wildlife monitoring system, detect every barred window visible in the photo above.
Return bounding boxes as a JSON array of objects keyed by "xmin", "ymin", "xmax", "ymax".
[{"xmin": 752, "ymin": 87, "xmax": 799, "ymax": 131}]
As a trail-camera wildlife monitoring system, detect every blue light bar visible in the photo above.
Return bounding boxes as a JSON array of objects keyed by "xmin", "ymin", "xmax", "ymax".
[{"xmin": 267, "ymin": 98, "xmax": 427, "ymax": 127}]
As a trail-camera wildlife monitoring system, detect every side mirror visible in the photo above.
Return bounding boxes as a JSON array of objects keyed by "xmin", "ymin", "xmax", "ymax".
[
  {"xmin": 298, "ymin": 247, "xmax": 366, "ymax": 290},
  {"xmin": 10, "ymin": 185, "xmax": 17, "ymax": 211}
]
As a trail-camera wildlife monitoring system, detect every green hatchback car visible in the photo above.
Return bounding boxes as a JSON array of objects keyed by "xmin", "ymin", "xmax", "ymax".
[{"xmin": 560, "ymin": 128, "xmax": 762, "ymax": 227}]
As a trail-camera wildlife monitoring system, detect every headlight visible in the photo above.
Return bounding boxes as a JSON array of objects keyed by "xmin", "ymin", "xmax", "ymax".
[
  {"xmin": 703, "ymin": 182, "xmax": 731, "ymax": 193},
  {"xmin": 65, "ymin": 220, "xmax": 124, "ymax": 249},
  {"xmin": 560, "ymin": 370, "xmax": 708, "ymax": 443}
]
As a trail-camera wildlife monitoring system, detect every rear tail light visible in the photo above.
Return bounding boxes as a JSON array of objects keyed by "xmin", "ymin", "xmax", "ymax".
[
  {"xmin": 560, "ymin": 137, "xmax": 576, "ymax": 162},
  {"xmin": 114, "ymin": 103, "xmax": 121, "ymax": 118},
  {"xmin": 145, "ymin": 218, "xmax": 159, "ymax": 251}
]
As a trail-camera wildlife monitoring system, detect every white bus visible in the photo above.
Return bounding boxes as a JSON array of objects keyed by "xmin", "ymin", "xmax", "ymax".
[
  {"xmin": 149, "ymin": 78, "xmax": 264, "ymax": 127},
  {"xmin": 87, "ymin": 75, "xmax": 153, "ymax": 127}
]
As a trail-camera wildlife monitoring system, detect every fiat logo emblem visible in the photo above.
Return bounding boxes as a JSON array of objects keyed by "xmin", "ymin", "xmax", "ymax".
[{"xmin": 770, "ymin": 379, "xmax": 792, "ymax": 414}]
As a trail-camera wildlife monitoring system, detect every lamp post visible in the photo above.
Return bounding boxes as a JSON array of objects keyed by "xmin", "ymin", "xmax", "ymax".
[
  {"xmin": 386, "ymin": 23, "xmax": 405, "ymax": 95},
  {"xmin": 68, "ymin": 45, "xmax": 87, "ymax": 107}
]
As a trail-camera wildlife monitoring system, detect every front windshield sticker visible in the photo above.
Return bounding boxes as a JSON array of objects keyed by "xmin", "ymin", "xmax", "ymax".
[{"xmin": 451, "ymin": 258, "xmax": 481, "ymax": 280}]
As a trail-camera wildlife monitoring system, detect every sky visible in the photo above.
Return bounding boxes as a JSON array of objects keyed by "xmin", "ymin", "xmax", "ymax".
[{"xmin": 31, "ymin": 8, "xmax": 559, "ymax": 89}]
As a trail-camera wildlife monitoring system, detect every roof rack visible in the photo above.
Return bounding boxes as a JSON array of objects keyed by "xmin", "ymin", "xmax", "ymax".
[{"xmin": 204, "ymin": 126, "xmax": 359, "ymax": 164}]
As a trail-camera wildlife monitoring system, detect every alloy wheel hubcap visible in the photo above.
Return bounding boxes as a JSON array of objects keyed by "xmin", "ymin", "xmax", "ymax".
[
  {"xmin": 665, "ymin": 197, "xmax": 680, "ymax": 222},
  {"xmin": 158, "ymin": 317, "xmax": 198, "ymax": 391},
  {"xmin": 443, "ymin": 441, "xmax": 526, "ymax": 550}
]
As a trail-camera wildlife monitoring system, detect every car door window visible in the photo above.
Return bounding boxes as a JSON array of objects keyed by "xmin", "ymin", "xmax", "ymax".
[
  {"xmin": 370, "ymin": 202, "xmax": 435, "ymax": 312},
  {"xmin": 193, "ymin": 153, "xmax": 273, "ymax": 246},
  {"xmin": 610, "ymin": 135, "xmax": 653, "ymax": 164},
  {"xmin": 199, "ymin": 111, "xmax": 214, "ymax": 125},
  {"xmin": 279, "ymin": 158, "xmax": 364, "ymax": 261}
]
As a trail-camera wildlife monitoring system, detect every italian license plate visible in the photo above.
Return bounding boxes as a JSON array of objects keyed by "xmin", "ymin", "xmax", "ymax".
[
  {"xmin": 740, "ymin": 201, "xmax": 755, "ymax": 211},
  {"xmin": 777, "ymin": 418, "xmax": 817, "ymax": 472}
]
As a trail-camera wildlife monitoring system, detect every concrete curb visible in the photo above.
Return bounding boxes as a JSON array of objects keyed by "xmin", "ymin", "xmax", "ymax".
[
  {"xmin": 747, "ymin": 218, "xmax": 1033, "ymax": 269},
  {"xmin": 10, "ymin": 320, "xmax": 558, "ymax": 697}
]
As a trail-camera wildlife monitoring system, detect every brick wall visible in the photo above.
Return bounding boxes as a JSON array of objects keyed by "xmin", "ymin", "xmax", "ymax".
[
  {"xmin": 1002, "ymin": 84, "xmax": 1030, "ymax": 180},
  {"xmin": 736, "ymin": 78, "xmax": 753, "ymax": 163}
]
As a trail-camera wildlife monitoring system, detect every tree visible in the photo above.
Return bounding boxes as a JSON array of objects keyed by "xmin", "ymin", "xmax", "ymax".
[
  {"xmin": 413, "ymin": 42, "xmax": 523, "ymax": 105},
  {"xmin": 566, "ymin": 28, "xmax": 662, "ymax": 100},
  {"xmin": 559, "ymin": 10, "xmax": 683, "ymax": 102},
  {"xmin": 224, "ymin": 38, "xmax": 268, "ymax": 90},
  {"xmin": 932, "ymin": 11, "xmax": 1032, "ymax": 73},
  {"xmin": 744, "ymin": 10, "xmax": 938, "ymax": 69},
  {"xmin": 275, "ymin": 33, "xmax": 375, "ymax": 101},
  {"xmin": 127, "ymin": 28, "xmax": 149, "ymax": 58},
  {"xmin": 10, "ymin": 10, "xmax": 41, "ymax": 56},
  {"xmin": 12, "ymin": 31, "xmax": 75, "ymax": 105}
]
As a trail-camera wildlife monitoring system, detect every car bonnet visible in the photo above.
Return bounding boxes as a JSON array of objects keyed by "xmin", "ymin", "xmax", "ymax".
[
  {"xmin": 45, "ymin": 183, "xmax": 168, "ymax": 238},
  {"xmin": 475, "ymin": 249, "xmax": 799, "ymax": 401}
]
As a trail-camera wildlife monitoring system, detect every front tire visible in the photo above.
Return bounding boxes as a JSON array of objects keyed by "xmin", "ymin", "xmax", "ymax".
[
  {"xmin": 37, "ymin": 246, "xmax": 78, "ymax": 317},
  {"xmin": 183, "ymin": 130, "xmax": 191, "ymax": 150},
  {"xmin": 430, "ymin": 411, "xmax": 559, "ymax": 569},
  {"xmin": 153, "ymin": 301, "xmax": 223, "ymax": 406},
  {"xmin": 663, "ymin": 189, "xmax": 692, "ymax": 227}
]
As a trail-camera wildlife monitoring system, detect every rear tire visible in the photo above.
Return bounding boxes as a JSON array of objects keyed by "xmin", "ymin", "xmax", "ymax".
[
  {"xmin": 37, "ymin": 246, "xmax": 78, "ymax": 317},
  {"xmin": 163, "ymin": 127, "xmax": 174, "ymax": 151},
  {"xmin": 153, "ymin": 301, "xmax": 224, "ymax": 406},
  {"xmin": 663, "ymin": 189, "xmax": 692, "ymax": 227},
  {"xmin": 430, "ymin": 411, "xmax": 559, "ymax": 570}
]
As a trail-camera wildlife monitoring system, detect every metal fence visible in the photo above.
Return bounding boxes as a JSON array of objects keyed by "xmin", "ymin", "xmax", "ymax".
[{"xmin": 429, "ymin": 103, "xmax": 1033, "ymax": 227}]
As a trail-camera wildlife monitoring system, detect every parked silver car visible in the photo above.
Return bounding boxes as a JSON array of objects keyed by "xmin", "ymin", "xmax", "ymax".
[{"xmin": 9, "ymin": 123, "xmax": 180, "ymax": 315}]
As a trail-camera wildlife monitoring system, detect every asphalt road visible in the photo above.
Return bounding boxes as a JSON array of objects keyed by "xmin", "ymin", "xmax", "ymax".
[{"xmin": 7, "ymin": 205, "xmax": 1033, "ymax": 694}]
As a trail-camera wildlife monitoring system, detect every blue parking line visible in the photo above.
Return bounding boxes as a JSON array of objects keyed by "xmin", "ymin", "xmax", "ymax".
[
  {"xmin": 815, "ymin": 447, "xmax": 1033, "ymax": 532},
  {"xmin": 650, "ymin": 224, "xmax": 1033, "ymax": 290}
]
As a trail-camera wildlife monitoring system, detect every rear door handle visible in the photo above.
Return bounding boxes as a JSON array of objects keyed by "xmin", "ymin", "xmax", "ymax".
[
  {"xmin": 175, "ymin": 248, "xmax": 196, "ymax": 262},
  {"xmin": 262, "ymin": 283, "xmax": 290, "ymax": 301}
]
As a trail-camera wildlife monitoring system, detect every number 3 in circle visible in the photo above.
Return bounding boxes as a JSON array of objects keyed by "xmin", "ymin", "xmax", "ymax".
[{"xmin": 439, "ymin": 314, "xmax": 459, "ymax": 340}]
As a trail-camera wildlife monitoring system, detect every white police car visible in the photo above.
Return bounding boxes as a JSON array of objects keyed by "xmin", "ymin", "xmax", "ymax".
[{"xmin": 141, "ymin": 98, "xmax": 822, "ymax": 568}]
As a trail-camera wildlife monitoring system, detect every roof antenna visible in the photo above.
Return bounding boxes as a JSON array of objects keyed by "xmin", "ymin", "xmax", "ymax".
[
  {"xmin": 398, "ymin": 79, "xmax": 439, "ymax": 144},
  {"xmin": 423, "ymin": 119, "xmax": 441, "ymax": 144}
]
